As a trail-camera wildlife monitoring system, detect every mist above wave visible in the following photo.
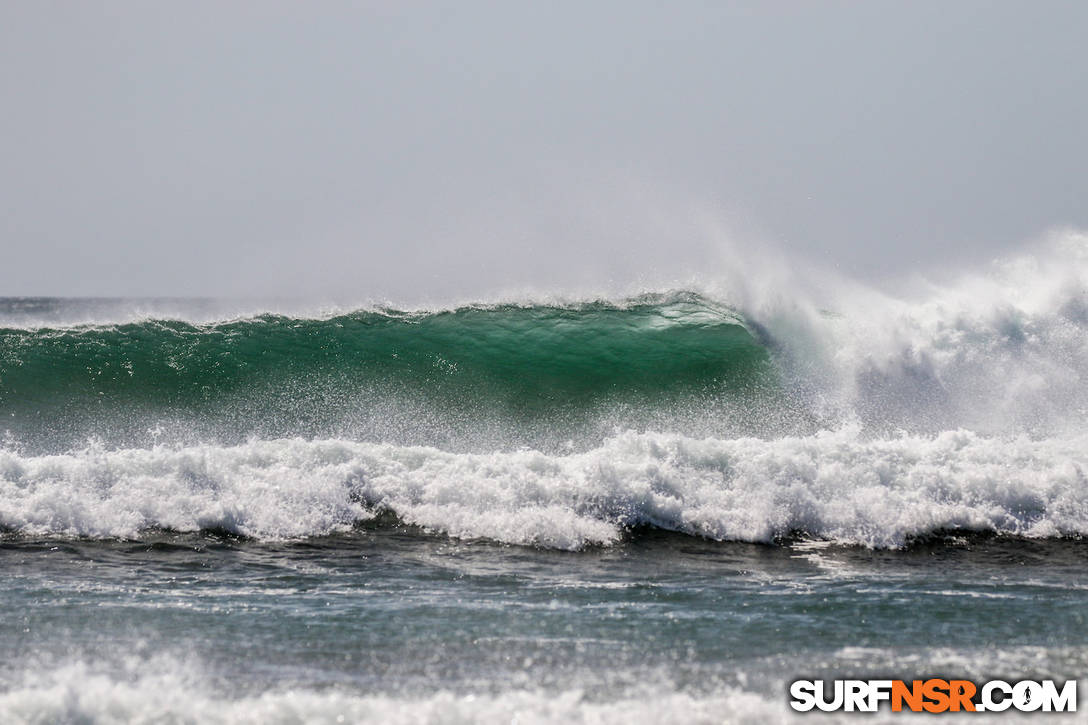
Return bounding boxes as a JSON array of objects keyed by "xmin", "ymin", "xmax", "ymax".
[{"xmin": 711, "ymin": 230, "xmax": 1088, "ymax": 437}]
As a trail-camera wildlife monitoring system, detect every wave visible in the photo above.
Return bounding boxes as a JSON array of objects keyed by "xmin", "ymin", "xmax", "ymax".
[
  {"xmin": 3, "ymin": 235, "xmax": 1088, "ymax": 549},
  {"xmin": 2, "ymin": 429, "xmax": 1086, "ymax": 549},
  {"xmin": 5, "ymin": 236, "xmax": 1088, "ymax": 450},
  {"xmin": 0, "ymin": 292, "xmax": 782, "ymax": 452}
]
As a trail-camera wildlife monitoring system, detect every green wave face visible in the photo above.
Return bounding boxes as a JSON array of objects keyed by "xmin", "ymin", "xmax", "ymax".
[{"xmin": 0, "ymin": 293, "xmax": 779, "ymax": 451}]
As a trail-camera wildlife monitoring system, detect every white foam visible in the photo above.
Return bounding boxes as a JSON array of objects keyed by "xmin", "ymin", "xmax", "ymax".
[
  {"xmin": 2, "ymin": 427, "xmax": 1086, "ymax": 549},
  {"xmin": 6, "ymin": 654, "xmax": 1073, "ymax": 724},
  {"xmin": 0, "ymin": 660, "xmax": 788, "ymax": 725}
]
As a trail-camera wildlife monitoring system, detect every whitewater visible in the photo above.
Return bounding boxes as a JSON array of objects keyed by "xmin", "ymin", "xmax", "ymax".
[
  {"xmin": 2, "ymin": 234, "xmax": 1087, "ymax": 723},
  {"xmin": 3, "ymin": 429, "xmax": 1087, "ymax": 548}
]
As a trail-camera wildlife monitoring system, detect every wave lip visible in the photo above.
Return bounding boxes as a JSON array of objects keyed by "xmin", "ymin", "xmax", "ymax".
[{"xmin": 2, "ymin": 429, "xmax": 1086, "ymax": 549}]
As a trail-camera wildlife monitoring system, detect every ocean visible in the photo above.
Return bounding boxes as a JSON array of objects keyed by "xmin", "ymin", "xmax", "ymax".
[{"xmin": 2, "ymin": 240, "xmax": 1087, "ymax": 722}]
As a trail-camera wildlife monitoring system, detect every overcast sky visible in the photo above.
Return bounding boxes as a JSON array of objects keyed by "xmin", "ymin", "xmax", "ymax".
[{"xmin": 1, "ymin": 1, "xmax": 1085, "ymax": 301}]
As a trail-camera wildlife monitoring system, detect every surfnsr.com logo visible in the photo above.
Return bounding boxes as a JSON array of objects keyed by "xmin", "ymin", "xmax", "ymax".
[{"xmin": 790, "ymin": 679, "xmax": 1077, "ymax": 713}]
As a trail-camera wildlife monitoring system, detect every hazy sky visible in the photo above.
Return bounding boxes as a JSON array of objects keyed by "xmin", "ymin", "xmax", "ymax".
[{"xmin": 2, "ymin": 1, "xmax": 1085, "ymax": 300}]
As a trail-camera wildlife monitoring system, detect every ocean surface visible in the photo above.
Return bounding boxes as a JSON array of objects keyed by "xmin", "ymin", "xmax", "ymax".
[{"xmin": 3, "ymin": 240, "xmax": 1088, "ymax": 722}]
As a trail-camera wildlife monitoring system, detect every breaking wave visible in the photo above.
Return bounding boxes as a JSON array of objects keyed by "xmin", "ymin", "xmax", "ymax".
[{"xmin": 3, "ymin": 233, "xmax": 1088, "ymax": 549}]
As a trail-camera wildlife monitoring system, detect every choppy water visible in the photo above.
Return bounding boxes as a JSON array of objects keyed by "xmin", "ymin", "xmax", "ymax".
[{"xmin": 3, "ymin": 533, "xmax": 1086, "ymax": 723}]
